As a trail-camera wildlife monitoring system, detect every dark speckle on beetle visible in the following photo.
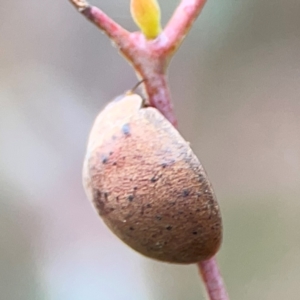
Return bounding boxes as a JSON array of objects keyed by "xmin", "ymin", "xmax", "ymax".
[
  {"xmin": 150, "ymin": 176, "xmax": 158, "ymax": 183},
  {"xmin": 198, "ymin": 175, "xmax": 205, "ymax": 183},
  {"xmin": 156, "ymin": 215, "xmax": 162, "ymax": 221},
  {"xmin": 102, "ymin": 155, "xmax": 108, "ymax": 164},
  {"xmin": 122, "ymin": 123, "xmax": 131, "ymax": 136},
  {"xmin": 128, "ymin": 195, "xmax": 134, "ymax": 202},
  {"xmin": 166, "ymin": 225, "xmax": 172, "ymax": 230},
  {"xmin": 104, "ymin": 192, "xmax": 108, "ymax": 201},
  {"xmin": 183, "ymin": 189, "xmax": 190, "ymax": 197},
  {"xmin": 150, "ymin": 173, "xmax": 162, "ymax": 183}
]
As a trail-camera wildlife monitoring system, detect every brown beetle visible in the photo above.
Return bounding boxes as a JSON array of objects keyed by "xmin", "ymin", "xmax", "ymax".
[{"xmin": 83, "ymin": 91, "xmax": 222, "ymax": 264}]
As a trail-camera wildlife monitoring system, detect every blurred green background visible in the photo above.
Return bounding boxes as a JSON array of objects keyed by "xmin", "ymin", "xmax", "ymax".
[{"xmin": 1, "ymin": 0, "xmax": 300, "ymax": 299}]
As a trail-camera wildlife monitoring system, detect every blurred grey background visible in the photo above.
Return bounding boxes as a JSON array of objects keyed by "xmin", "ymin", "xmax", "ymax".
[{"xmin": 1, "ymin": 0, "xmax": 300, "ymax": 299}]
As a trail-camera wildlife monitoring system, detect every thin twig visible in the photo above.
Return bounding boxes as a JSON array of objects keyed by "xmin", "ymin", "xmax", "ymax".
[
  {"xmin": 198, "ymin": 257, "xmax": 229, "ymax": 300},
  {"xmin": 69, "ymin": 0, "xmax": 130, "ymax": 48},
  {"xmin": 162, "ymin": 0, "xmax": 207, "ymax": 55},
  {"xmin": 69, "ymin": 0, "xmax": 176, "ymax": 125}
]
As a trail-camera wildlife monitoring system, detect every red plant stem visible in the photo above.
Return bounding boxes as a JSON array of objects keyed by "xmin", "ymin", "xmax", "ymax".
[
  {"xmin": 198, "ymin": 257, "xmax": 229, "ymax": 300},
  {"xmin": 138, "ymin": 71, "xmax": 176, "ymax": 126},
  {"xmin": 123, "ymin": 32, "xmax": 177, "ymax": 126},
  {"xmin": 83, "ymin": 7, "xmax": 131, "ymax": 48},
  {"xmin": 70, "ymin": 0, "xmax": 177, "ymax": 125},
  {"xmin": 69, "ymin": 1, "xmax": 130, "ymax": 48},
  {"xmin": 69, "ymin": 1, "xmax": 229, "ymax": 299},
  {"xmin": 162, "ymin": 0, "xmax": 207, "ymax": 55},
  {"xmin": 68, "ymin": 0, "xmax": 207, "ymax": 125}
]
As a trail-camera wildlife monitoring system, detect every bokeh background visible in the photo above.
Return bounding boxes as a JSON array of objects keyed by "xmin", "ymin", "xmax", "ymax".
[{"xmin": 1, "ymin": 0, "xmax": 300, "ymax": 299}]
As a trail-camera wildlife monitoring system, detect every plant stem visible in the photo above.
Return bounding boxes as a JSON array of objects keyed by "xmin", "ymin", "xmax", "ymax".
[
  {"xmin": 69, "ymin": 1, "xmax": 229, "ymax": 299},
  {"xmin": 162, "ymin": 0, "xmax": 207, "ymax": 55},
  {"xmin": 198, "ymin": 257, "xmax": 229, "ymax": 300},
  {"xmin": 69, "ymin": 0, "xmax": 130, "ymax": 46},
  {"xmin": 68, "ymin": 0, "xmax": 208, "ymax": 125}
]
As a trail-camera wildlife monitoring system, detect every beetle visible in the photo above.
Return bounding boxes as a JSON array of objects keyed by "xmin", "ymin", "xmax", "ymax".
[{"xmin": 83, "ymin": 89, "xmax": 222, "ymax": 264}]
